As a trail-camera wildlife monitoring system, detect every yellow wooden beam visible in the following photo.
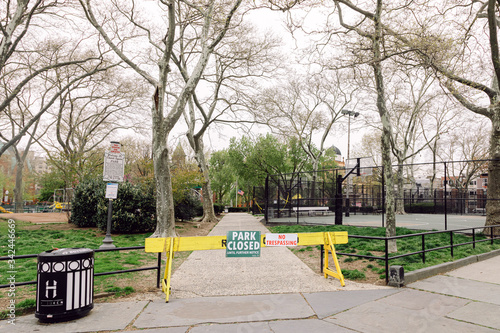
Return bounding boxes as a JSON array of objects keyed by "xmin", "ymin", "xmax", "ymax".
[
  {"xmin": 145, "ymin": 231, "xmax": 348, "ymax": 253},
  {"xmin": 146, "ymin": 231, "xmax": 349, "ymax": 302}
]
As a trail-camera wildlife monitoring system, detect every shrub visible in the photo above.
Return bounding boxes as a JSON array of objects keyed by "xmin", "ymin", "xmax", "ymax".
[
  {"xmin": 404, "ymin": 202, "xmax": 444, "ymax": 213},
  {"xmin": 71, "ymin": 178, "xmax": 105, "ymax": 227},
  {"xmin": 213, "ymin": 203, "xmax": 224, "ymax": 215},
  {"xmin": 96, "ymin": 181, "xmax": 156, "ymax": 233},
  {"xmin": 227, "ymin": 207, "xmax": 247, "ymax": 212},
  {"xmin": 174, "ymin": 193, "xmax": 201, "ymax": 221},
  {"xmin": 72, "ymin": 178, "xmax": 156, "ymax": 233}
]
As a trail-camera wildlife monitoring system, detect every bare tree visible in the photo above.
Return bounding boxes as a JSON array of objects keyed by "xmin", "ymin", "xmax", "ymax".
[
  {"xmin": 397, "ymin": 0, "xmax": 500, "ymax": 232},
  {"xmin": 0, "ymin": 83, "xmax": 41, "ymax": 212},
  {"xmin": 80, "ymin": 0, "xmax": 243, "ymax": 237},
  {"xmin": 174, "ymin": 20, "xmax": 281, "ymax": 223},
  {"xmin": 0, "ymin": 1, "xmax": 108, "ymax": 155},
  {"xmin": 38, "ymin": 66, "xmax": 146, "ymax": 186},
  {"xmin": 439, "ymin": 118, "xmax": 490, "ymax": 191},
  {"xmin": 256, "ymin": 70, "xmax": 356, "ymax": 202}
]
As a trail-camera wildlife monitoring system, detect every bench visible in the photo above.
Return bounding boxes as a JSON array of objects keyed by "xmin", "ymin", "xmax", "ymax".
[{"xmin": 292, "ymin": 206, "xmax": 330, "ymax": 216}]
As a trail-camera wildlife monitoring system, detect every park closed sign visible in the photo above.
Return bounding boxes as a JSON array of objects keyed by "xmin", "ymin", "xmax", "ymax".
[{"xmin": 226, "ymin": 231, "xmax": 261, "ymax": 257}]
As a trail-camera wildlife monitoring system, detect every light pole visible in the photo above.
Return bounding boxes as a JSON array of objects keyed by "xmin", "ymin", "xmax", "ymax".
[
  {"xmin": 341, "ymin": 109, "xmax": 359, "ymax": 218},
  {"xmin": 341, "ymin": 109, "xmax": 360, "ymax": 161}
]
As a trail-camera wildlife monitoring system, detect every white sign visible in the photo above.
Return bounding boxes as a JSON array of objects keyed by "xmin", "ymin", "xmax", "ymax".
[
  {"xmin": 265, "ymin": 233, "xmax": 298, "ymax": 246},
  {"xmin": 105, "ymin": 183, "xmax": 119, "ymax": 199},
  {"xmin": 103, "ymin": 152, "xmax": 125, "ymax": 182}
]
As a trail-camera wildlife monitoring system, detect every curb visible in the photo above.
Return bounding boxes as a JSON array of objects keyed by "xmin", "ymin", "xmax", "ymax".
[{"xmin": 403, "ymin": 249, "xmax": 500, "ymax": 285}]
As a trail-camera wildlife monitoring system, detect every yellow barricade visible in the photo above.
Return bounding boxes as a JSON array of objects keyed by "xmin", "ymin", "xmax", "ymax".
[{"xmin": 145, "ymin": 231, "xmax": 348, "ymax": 302}]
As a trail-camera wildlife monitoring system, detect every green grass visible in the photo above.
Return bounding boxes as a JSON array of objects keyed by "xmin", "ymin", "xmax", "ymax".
[
  {"xmin": 104, "ymin": 286, "xmax": 135, "ymax": 297},
  {"xmin": 0, "ymin": 220, "xmax": 156, "ymax": 291},
  {"xmin": 269, "ymin": 224, "xmax": 500, "ymax": 274},
  {"xmin": 342, "ymin": 269, "xmax": 366, "ymax": 280}
]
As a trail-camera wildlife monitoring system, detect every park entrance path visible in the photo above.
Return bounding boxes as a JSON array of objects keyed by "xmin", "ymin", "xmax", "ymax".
[{"xmin": 169, "ymin": 213, "xmax": 387, "ymax": 299}]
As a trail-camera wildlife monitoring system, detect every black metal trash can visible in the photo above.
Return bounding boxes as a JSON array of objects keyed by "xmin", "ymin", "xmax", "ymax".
[{"xmin": 35, "ymin": 248, "xmax": 94, "ymax": 322}]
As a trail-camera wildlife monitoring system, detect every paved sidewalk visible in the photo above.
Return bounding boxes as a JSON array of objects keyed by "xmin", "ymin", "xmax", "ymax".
[{"xmin": 3, "ymin": 213, "xmax": 500, "ymax": 332}]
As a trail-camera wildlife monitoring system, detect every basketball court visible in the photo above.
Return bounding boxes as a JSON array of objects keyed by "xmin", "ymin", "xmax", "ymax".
[{"xmin": 267, "ymin": 213, "xmax": 487, "ymax": 232}]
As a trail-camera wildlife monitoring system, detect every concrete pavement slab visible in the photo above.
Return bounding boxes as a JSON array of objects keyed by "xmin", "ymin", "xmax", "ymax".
[
  {"xmin": 448, "ymin": 301, "xmax": 500, "ymax": 330},
  {"xmin": 133, "ymin": 294, "xmax": 315, "ymax": 328},
  {"xmin": 377, "ymin": 289, "xmax": 469, "ymax": 314},
  {"xmin": 269, "ymin": 318, "xmax": 357, "ymax": 332},
  {"xmin": 447, "ymin": 255, "xmax": 500, "ymax": 284},
  {"xmin": 408, "ymin": 275, "xmax": 500, "ymax": 304},
  {"xmin": 130, "ymin": 328, "xmax": 189, "ymax": 333},
  {"xmin": 326, "ymin": 292, "xmax": 497, "ymax": 333},
  {"xmin": 303, "ymin": 289, "xmax": 400, "ymax": 319},
  {"xmin": 190, "ymin": 321, "xmax": 272, "ymax": 332},
  {"xmin": 0, "ymin": 301, "xmax": 147, "ymax": 333}
]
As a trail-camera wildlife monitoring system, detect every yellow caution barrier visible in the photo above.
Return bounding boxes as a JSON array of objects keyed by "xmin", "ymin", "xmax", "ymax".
[{"xmin": 145, "ymin": 231, "xmax": 348, "ymax": 302}]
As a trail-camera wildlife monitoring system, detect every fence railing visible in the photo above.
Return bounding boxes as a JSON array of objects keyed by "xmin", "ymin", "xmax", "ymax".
[
  {"xmin": 259, "ymin": 159, "xmax": 494, "ymax": 224},
  {"xmin": 320, "ymin": 225, "xmax": 500, "ymax": 284},
  {"xmin": 0, "ymin": 246, "xmax": 162, "ymax": 289}
]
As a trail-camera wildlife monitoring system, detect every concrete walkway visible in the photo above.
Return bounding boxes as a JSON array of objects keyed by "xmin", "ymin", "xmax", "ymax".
[
  {"xmin": 3, "ymin": 213, "xmax": 500, "ymax": 332},
  {"xmin": 170, "ymin": 213, "xmax": 384, "ymax": 298}
]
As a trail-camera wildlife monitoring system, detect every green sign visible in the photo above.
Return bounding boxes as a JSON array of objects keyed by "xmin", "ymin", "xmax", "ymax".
[{"xmin": 226, "ymin": 231, "xmax": 261, "ymax": 257}]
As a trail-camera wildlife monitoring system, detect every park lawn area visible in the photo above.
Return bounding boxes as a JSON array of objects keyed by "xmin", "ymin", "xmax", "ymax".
[
  {"xmin": 269, "ymin": 224, "xmax": 500, "ymax": 284},
  {"xmin": 0, "ymin": 216, "xmax": 217, "ymax": 318}
]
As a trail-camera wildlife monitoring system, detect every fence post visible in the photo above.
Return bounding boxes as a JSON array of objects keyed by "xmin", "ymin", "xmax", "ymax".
[
  {"xmin": 385, "ymin": 238, "xmax": 389, "ymax": 285},
  {"xmin": 265, "ymin": 175, "xmax": 269, "ymax": 222},
  {"xmin": 473, "ymin": 228, "xmax": 476, "ymax": 249},
  {"xmin": 450, "ymin": 231, "xmax": 454, "ymax": 258},
  {"xmin": 252, "ymin": 186, "xmax": 256, "ymax": 215},
  {"xmin": 444, "ymin": 162, "xmax": 448, "ymax": 230},
  {"xmin": 157, "ymin": 253, "xmax": 162, "ymax": 288},
  {"xmin": 491, "ymin": 226, "xmax": 494, "ymax": 245},
  {"xmin": 381, "ymin": 166, "xmax": 385, "ymax": 228},
  {"xmin": 320, "ymin": 244, "xmax": 324, "ymax": 273},
  {"xmin": 422, "ymin": 234, "xmax": 426, "ymax": 263},
  {"xmin": 335, "ymin": 174, "xmax": 343, "ymax": 225}
]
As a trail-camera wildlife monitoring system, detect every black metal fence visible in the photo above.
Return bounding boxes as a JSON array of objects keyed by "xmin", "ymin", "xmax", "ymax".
[
  {"xmin": 0, "ymin": 246, "xmax": 162, "ymax": 289},
  {"xmin": 319, "ymin": 225, "xmax": 500, "ymax": 284},
  {"xmin": 257, "ymin": 159, "xmax": 493, "ymax": 224}
]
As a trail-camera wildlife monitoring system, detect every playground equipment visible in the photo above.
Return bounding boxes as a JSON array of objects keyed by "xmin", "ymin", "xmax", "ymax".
[{"xmin": 0, "ymin": 206, "xmax": 12, "ymax": 214}]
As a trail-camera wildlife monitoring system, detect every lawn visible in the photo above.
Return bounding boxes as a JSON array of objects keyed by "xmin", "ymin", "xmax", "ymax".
[
  {"xmin": 0, "ymin": 217, "xmax": 216, "ymax": 318},
  {"xmin": 269, "ymin": 224, "xmax": 500, "ymax": 282}
]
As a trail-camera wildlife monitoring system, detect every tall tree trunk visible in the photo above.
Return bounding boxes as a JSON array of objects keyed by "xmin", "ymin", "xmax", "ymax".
[
  {"xmin": 14, "ymin": 159, "xmax": 23, "ymax": 213},
  {"xmin": 151, "ymin": 89, "xmax": 176, "ymax": 238},
  {"xmin": 373, "ymin": 0, "xmax": 397, "ymax": 252},
  {"xmin": 311, "ymin": 157, "xmax": 319, "ymax": 206},
  {"xmin": 395, "ymin": 164, "xmax": 405, "ymax": 214},
  {"xmin": 486, "ymin": 114, "xmax": 500, "ymax": 235},
  {"xmin": 193, "ymin": 136, "xmax": 218, "ymax": 223}
]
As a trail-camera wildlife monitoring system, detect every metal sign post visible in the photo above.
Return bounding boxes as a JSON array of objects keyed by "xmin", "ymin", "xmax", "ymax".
[{"xmin": 100, "ymin": 142, "xmax": 124, "ymax": 249}]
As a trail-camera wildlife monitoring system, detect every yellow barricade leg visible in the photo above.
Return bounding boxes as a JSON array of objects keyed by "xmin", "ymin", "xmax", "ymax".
[
  {"xmin": 323, "ymin": 232, "xmax": 345, "ymax": 287},
  {"xmin": 162, "ymin": 238, "xmax": 175, "ymax": 302}
]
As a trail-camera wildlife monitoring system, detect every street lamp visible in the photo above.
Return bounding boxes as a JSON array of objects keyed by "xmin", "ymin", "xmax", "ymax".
[
  {"xmin": 341, "ymin": 109, "xmax": 359, "ymax": 218},
  {"xmin": 341, "ymin": 109, "xmax": 360, "ymax": 161}
]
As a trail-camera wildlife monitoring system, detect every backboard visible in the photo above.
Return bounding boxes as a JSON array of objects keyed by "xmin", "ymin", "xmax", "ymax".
[{"xmin": 346, "ymin": 157, "xmax": 375, "ymax": 177}]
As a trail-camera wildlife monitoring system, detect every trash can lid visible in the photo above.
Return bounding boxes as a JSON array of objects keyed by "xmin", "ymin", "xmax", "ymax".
[{"xmin": 38, "ymin": 248, "xmax": 94, "ymax": 261}]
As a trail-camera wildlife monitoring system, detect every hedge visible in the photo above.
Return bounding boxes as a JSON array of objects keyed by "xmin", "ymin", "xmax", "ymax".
[
  {"xmin": 72, "ymin": 178, "xmax": 222, "ymax": 233},
  {"xmin": 71, "ymin": 178, "xmax": 105, "ymax": 228},
  {"xmin": 227, "ymin": 207, "xmax": 248, "ymax": 212}
]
